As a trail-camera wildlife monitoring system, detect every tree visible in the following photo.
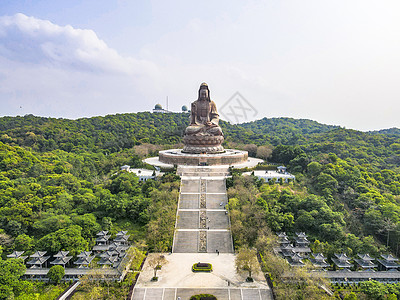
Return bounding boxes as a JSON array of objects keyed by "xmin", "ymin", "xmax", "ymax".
[
  {"xmin": 314, "ymin": 173, "xmax": 338, "ymax": 196},
  {"xmin": 0, "ymin": 232, "xmax": 13, "ymax": 248},
  {"xmin": 147, "ymin": 254, "xmax": 168, "ymax": 280},
  {"xmin": 379, "ymin": 217, "xmax": 396, "ymax": 248},
  {"xmin": 37, "ymin": 225, "xmax": 88, "ymax": 256},
  {"xmin": 32, "ymin": 214, "xmax": 73, "ymax": 236},
  {"xmin": 244, "ymin": 144, "xmax": 258, "ymax": 157},
  {"xmin": 307, "ymin": 162, "xmax": 322, "ymax": 177},
  {"xmin": 47, "ymin": 265, "xmax": 65, "ymax": 284},
  {"xmin": 256, "ymin": 145, "xmax": 273, "ymax": 160},
  {"xmin": 0, "ymin": 258, "xmax": 26, "ymax": 299},
  {"xmin": 6, "ymin": 220, "xmax": 23, "ymax": 236},
  {"xmin": 71, "ymin": 214, "xmax": 101, "ymax": 239},
  {"xmin": 14, "ymin": 234, "xmax": 34, "ymax": 251},
  {"xmin": 101, "ymin": 217, "xmax": 113, "ymax": 231},
  {"xmin": 235, "ymin": 247, "xmax": 259, "ymax": 280},
  {"xmin": 77, "ymin": 267, "xmax": 105, "ymax": 299}
]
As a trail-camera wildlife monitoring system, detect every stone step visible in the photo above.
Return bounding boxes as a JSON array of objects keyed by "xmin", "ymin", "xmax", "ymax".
[
  {"xmin": 177, "ymin": 166, "xmax": 230, "ymax": 173},
  {"xmin": 132, "ymin": 288, "xmax": 273, "ymax": 300}
]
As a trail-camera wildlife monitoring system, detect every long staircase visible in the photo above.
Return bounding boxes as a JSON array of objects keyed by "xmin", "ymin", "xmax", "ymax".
[
  {"xmin": 173, "ymin": 166, "xmax": 233, "ymax": 254},
  {"xmin": 132, "ymin": 166, "xmax": 273, "ymax": 300}
]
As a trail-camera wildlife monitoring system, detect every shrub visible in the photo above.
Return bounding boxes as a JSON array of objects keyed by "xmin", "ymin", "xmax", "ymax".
[
  {"xmin": 192, "ymin": 262, "xmax": 213, "ymax": 272},
  {"xmin": 190, "ymin": 294, "xmax": 217, "ymax": 300}
]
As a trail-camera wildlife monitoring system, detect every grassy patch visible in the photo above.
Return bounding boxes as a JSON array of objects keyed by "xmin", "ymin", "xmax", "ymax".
[
  {"xmin": 71, "ymin": 270, "xmax": 138, "ymax": 300},
  {"xmin": 15, "ymin": 282, "xmax": 69, "ymax": 300},
  {"xmin": 112, "ymin": 219, "xmax": 147, "ymax": 242}
]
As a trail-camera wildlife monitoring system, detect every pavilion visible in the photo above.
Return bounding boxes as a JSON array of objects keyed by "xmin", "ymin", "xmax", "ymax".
[
  {"xmin": 354, "ymin": 254, "xmax": 377, "ymax": 271},
  {"xmin": 287, "ymin": 253, "xmax": 305, "ymax": 267},
  {"xmin": 310, "ymin": 253, "xmax": 330, "ymax": 269},
  {"xmin": 50, "ymin": 251, "xmax": 72, "ymax": 268},
  {"xmin": 378, "ymin": 254, "xmax": 400, "ymax": 271},
  {"xmin": 332, "ymin": 253, "xmax": 353, "ymax": 270},
  {"xmin": 74, "ymin": 251, "xmax": 95, "ymax": 268}
]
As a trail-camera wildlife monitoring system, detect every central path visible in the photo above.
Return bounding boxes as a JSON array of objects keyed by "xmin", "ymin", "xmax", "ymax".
[
  {"xmin": 132, "ymin": 166, "xmax": 272, "ymax": 300},
  {"xmin": 173, "ymin": 166, "xmax": 233, "ymax": 254}
]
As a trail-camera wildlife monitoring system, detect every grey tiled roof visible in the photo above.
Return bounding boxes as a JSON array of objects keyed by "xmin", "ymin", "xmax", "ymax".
[
  {"xmin": 74, "ymin": 255, "xmax": 95, "ymax": 265},
  {"xmin": 96, "ymin": 231, "xmax": 109, "ymax": 236},
  {"xmin": 51, "ymin": 256, "xmax": 72, "ymax": 265},
  {"xmin": 381, "ymin": 254, "xmax": 399, "ymax": 261},
  {"xmin": 27, "ymin": 256, "xmax": 50, "ymax": 265},
  {"xmin": 30, "ymin": 251, "xmax": 47, "ymax": 258},
  {"xmin": 77, "ymin": 251, "xmax": 92, "ymax": 258},
  {"xmin": 54, "ymin": 251, "xmax": 70, "ymax": 258},
  {"xmin": 116, "ymin": 231, "xmax": 128, "ymax": 236},
  {"xmin": 332, "ymin": 258, "xmax": 353, "ymax": 268},
  {"xmin": 378, "ymin": 259, "xmax": 400, "ymax": 269},
  {"xmin": 7, "ymin": 251, "xmax": 25, "ymax": 258},
  {"xmin": 355, "ymin": 258, "xmax": 378, "ymax": 269}
]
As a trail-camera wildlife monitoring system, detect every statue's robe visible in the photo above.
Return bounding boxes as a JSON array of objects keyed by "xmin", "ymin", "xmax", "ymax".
[{"xmin": 185, "ymin": 99, "xmax": 223, "ymax": 136}]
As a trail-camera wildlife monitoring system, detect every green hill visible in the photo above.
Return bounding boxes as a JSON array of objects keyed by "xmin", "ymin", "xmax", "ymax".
[
  {"xmin": 371, "ymin": 127, "xmax": 400, "ymax": 136},
  {"xmin": 0, "ymin": 112, "xmax": 399, "ymax": 294}
]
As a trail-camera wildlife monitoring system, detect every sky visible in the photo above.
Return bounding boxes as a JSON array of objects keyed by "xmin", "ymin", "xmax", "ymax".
[{"xmin": 0, "ymin": 0, "xmax": 399, "ymax": 131}]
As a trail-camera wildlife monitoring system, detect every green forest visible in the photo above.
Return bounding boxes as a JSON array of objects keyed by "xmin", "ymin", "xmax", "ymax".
[{"xmin": 0, "ymin": 112, "xmax": 399, "ymax": 299}]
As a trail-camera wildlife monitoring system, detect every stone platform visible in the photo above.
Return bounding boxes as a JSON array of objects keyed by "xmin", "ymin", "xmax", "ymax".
[{"xmin": 158, "ymin": 149, "xmax": 248, "ymax": 166}]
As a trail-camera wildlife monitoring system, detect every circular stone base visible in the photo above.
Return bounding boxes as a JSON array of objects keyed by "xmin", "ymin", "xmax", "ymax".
[
  {"xmin": 159, "ymin": 149, "xmax": 248, "ymax": 166},
  {"xmin": 182, "ymin": 144, "xmax": 225, "ymax": 154},
  {"xmin": 182, "ymin": 135, "xmax": 224, "ymax": 154}
]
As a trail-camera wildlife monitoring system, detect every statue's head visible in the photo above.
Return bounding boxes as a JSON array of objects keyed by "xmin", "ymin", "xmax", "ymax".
[{"xmin": 198, "ymin": 82, "xmax": 210, "ymax": 101}]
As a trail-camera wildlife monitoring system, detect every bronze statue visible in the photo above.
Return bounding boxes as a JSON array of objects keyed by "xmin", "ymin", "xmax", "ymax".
[
  {"xmin": 183, "ymin": 83, "xmax": 224, "ymax": 154},
  {"xmin": 185, "ymin": 83, "xmax": 223, "ymax": 136}
]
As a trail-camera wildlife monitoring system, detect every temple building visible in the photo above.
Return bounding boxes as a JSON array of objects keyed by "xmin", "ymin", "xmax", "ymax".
[
  {"xmin": 93, "ymin": 230, "xmax": 111, "ymax": 251},
  {"xmin": 294, "ymin": 232, "xmax": 311, "ymax": 256},
  {"xmin": 26, "ymin": 251, "xmax": 50, "ymax": 269},
  {"xmin": 50, "ymin": 251, "xmax": 72, "ymax": 268},
  {"xmin": 310, "ymin": 253, "xmax": 330, "ymax": 269},
  {"xmin": 251, "ymin": 167, "xmax": 295, "ymax": 183},
  {"xmin": 287, "ymin": 253, "xmax": 305, "ymax": 267},
  {"xmin": 120, "ymin": 166, "xmax": 163, "ymax": 182},
  {"xmin": 354, "ymin": 254, "xmax": 378, "ymax": 271},
  {"xmin": 332, "ymin": 253, "xmax": 353, "ymax": 270},
  {"xmin": 378, "ymin": 254, "xmax": 400, "ymax": 271},
  {"xmin": 74, "ymin": 251, "xmax": 95, "ymax": 268}
]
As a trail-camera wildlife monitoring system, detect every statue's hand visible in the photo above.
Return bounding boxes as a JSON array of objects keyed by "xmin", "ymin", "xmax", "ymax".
[{"xmin": 206, "ymin": 121, "xmax": 216, "ymax": 127}]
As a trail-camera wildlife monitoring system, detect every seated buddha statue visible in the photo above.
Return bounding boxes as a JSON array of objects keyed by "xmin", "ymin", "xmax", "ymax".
[
  {"xmin": 185, "ymin": 82, "xmax": 223, "ymax": 136},
  {"xmin": 183, "ymin": 83, "xmax": 224, "ymax": 154}
]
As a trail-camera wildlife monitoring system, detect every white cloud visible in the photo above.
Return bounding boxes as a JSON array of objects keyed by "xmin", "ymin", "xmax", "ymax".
[
  {"xmin": 0, "ymin": 13, "xmax": 162, "ymax": 119},
  {"xmin": 0, "ymin": 13, "xmax": 156, "ymax": 75}
]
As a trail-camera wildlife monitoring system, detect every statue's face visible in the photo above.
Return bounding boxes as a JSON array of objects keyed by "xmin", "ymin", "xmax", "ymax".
[{"xmin": 199, "ymin": 88, "xmax": 208, "ymax": 99}]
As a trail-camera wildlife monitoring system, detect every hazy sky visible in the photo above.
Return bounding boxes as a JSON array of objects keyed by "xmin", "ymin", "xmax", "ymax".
[{"xmin": 0, "ymin": 0, "xmax": 399, "ymax": 131}]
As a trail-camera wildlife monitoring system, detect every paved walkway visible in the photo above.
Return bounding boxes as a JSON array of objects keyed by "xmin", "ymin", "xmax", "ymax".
[
  {"xmin": 132, "ymin": 288, "xmax": 271, "ymax": 300},
  {"xmin": 132, "ymin": 166, "xmax": 273, "ymax": 300},
  {"xmin": 144, "ymin": 157, "xmax": 264, "ymax": 170},
  {"xmin": 136, "ymin": 253, "xmax": 268, "ymax": 288}
]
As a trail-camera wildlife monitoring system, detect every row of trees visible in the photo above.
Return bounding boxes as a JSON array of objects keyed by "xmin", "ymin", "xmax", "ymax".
[
  {"xmin": 0, "ymin": 139, "xmax": 180, "ymax": 297},
  {"xmin": 228, "ymin": 172, "xmax": 400, "ymax": 299},
  {"xmin": 1, "ymin": 113, "xmax": 398, "ymax": 171}
]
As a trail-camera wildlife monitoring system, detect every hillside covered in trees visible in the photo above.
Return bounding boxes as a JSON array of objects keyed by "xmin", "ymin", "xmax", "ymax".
[{"xmin": 0, "ymin": 112, "xmax": 399, "ymax": 298}]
